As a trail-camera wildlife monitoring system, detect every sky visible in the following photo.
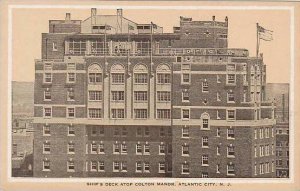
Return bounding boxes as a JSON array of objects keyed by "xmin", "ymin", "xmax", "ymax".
[{"xmin": 12, "ymin": 7, "xmax": 291, "ymax": 83}]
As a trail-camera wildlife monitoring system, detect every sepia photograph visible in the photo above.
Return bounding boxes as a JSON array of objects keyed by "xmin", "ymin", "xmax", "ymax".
[{"xmin": 1, "ymin": 1, "xmax": 299, "ymax": 190}]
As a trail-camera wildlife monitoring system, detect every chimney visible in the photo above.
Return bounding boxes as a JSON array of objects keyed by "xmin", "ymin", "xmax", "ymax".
[
  {"xmin": 117, "ymin": 8, "xmax": 123, "ymax": 17},
  {"xmin": 117, "ymin": 9, "xmax": 123, "ymax": 33},
  {"xmin": 91, "ymin": 8, "xmax": 97, "ymax": 17},
  {"xmin": 212, "ymin": 15, "xmax": 215, "ymax": 21},
  {"xmin": 225, "ymin": 16, "xmax": 228, "ymax": 26},
  {"xmin": 65, "ymin": 13, "xmax": 71, "ymax": 21}
]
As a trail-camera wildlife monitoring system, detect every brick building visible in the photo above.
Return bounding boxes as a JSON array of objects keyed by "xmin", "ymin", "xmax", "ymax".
[{"xmin": 33, "ymin": 8, "xmax": 276, "ymax": 178}]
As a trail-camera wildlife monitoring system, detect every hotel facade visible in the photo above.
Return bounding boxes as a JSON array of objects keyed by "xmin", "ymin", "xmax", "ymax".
[{"xmin": 33, "ymin": 9, "xmax": 276, "ymax": 178}]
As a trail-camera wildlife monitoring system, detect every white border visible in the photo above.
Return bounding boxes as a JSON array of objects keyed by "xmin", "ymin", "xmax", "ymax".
[{"xmin": 7, "ymin": 4, "xmax": 295, "ymax": 184}]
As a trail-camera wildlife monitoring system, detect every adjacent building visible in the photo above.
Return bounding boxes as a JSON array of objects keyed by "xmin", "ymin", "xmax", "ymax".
[{"xmin": 33, "ymin": 9, "xmax": 276, "ymax": 178}]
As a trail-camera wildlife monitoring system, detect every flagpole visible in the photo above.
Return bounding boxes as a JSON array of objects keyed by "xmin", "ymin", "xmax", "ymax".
[
  {"xmin": 256, "ymin": 23, "xmax": 260, "ymax": 58},
  {"xmin": 127, "ymin": 24, "xmax": 130, "ymax": 63},
  {"xmin": 104, "ymin": 23, "xmax": 107, "ymax": 63},
  {"xmin": 150, "ymin": 22, "xmax": 153, "ymax": 63}
]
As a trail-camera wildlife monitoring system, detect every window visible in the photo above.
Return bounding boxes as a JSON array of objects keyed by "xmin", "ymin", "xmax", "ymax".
[
  {"xmin": 111, "ymin": 109, "xmax": 125, "ymax": 119},
  {"xmin": 227, "ymin": 74, "xmax": 236, "ymax": 84},
  {"xmin": 136, "ymin": 161, "xmax": 142, "ymax": 172},
  {"xmin": 98, "ymin": 161, "xmax": 105, "ymax": 171},
  {"xmin": 259, "ymin": 163, "xmax": 264, "ymax": 174},
  {"xmin": 182, "ymin": 145, "xmax": 189, "ymax": 156},
  {"xmin": 134, "ymin": 91, "xmax": 148, "ymax": 101},
  {"xmin": 144, "ymin": 162, "xmax": 150, "ymax": 172},
  {"xmin": 227, "ymin": 128, "xmax": 235, "ymax": 139},
  {"xmin": 89, "ymin": 91, "xmax": 102, "ymax": 101},
  {"xmin": 113, "ymin": 162, "xmax": 120, "ymax": 172},
  {"xmin": 227, "ymin": 64, "xmax": 235, "ymax": 71},
  {"xmin": 260, "ymin": 128, "xmax": 264, "ymax": 139},
  {"xmin": 43, "ymin": 125, "xmax": 50, "ymax": 136},
  {"xmin": 227, "ymin": 110, "xmax": 235, "ymax": 120},
  {"xmin": 276, "ymin": 160, "xmax": 283, "ymax": 166},
  {"xmin": 157, "ymin": 73, "xmax": 171, "ymax": 84},
  {"xmin": 134, "ymin": 73, "xmax": 148, "ymax": 84},
  {"xmin": 44, "ymin": 89, "xmax": 51, "ymax": 101},
  {"xmin": 68, "ymin": 125, "xmax": 75, "ymax": 136},
  {"xmin": 43, "ymin": 142, "xmax": 50, "ymax": 154},
  {"xmin": 134, "ymin": 109, "xmax": 147, "ymax": 119},
  {"xmin": 157, "ymin": 109, "xmax": 171, "ymax": 119},
  {"xmin": 67, "ymin": 107, "xmax": 75, "ymax": 118},
  {"xmin": 227, "ymin": 145, "xmax": 235, "ymax": 157},
  {"xmin": 144, "ymin": 144, "xmax": 150, "ymax": 155},
  {"xmin": 159, "ymin": 144, "xmax": 165, "ymax": 155},
  {"xmin": 202, "ymin": 155, "xmax": 209, "ymax": 166},
  {"xmin": 202, "ymin": 81, "xmax": 208, "ymax": 92},
  {"xmin": 91, "ymin": 127, "xmax": 97, "ymax": 136},
  {"xmin": 89, "ymin": 73, "xmax": 102, "ymax": 83},
  {"xmin": 144, "ymin": 127, "xmax": 150, "ymax": 137},
  {"xmin": 67, "ymin": 88, "xmax": 75, "ymax": 101},
  {"xmin": 243, "ymin": 90, "xmax": 247, "ymax": 102},
  {"xmin": 182, "ymin": 109, "xmax": 190, "ymax": 119},
  {"xmin": 265, "ymin": 162, "xmax": 270, "ymax": 173},
  {"xmin": 217, "ymin": 92, "xmax": 221, "ymax": 101},
  {"xmin": 265, "ymin": 145, "xmax": 270, "ymax": 156},
  {"xmin": 217, "ymin": 164, "xmax": 220, "ymax": 173},
  {"xmin": 182, "ymin": 91, "xmax": 189, "ymax": 102},
  {"xmin": 91, "ymin": 161, "xmax": 97, "ymax": 171},
  {"xmin": 121, "ymin": 127, "xmax": 127, "ymax": 137},
  {"xmin": 177, "ymin": 56, "xmax": 182, "ymax": 62},
  {"xmin": 276, "ymin": 150, "xmax": 283, "ymax": 156},
  {"xmin": 157, "ymin": 91, "xmax": 171, "ymax": 101},
  {"xmin": 114, "ymin": 128, "xmax": 120, "ymax": 136},
  {"xmin": 69, "ymin": 40, "xmax": 86, "ymax": 54},
  {"xmin": 159, "ymin": 127, "xmax": 165, "ymax": 137},
  {"xmin": 136, "ymin": 144, "xmax": 142, "ymax": 154},
  {"xmin": 159, "ymin": 162, "xmax": 165, "ymax": 173},
  {"xmin": 202, "ymin": 119, "xmax": 209, "ymax": 129},
  {"xmin": 167, "ymin": 144, "xmax": 172, "ymax": 154},
  {"xmin": 182, "ymin": 163, "xmax": 189, "ymax": 174},
  {"xmin": 91, "ymin": 143, "xmax": 97, "ymax": 154},
  {"xmin": 202, "ymin": 137, "xmax": 209, "ymax": 147},
  {"xmin": 227, "ymin": 164, "xmax": 235, "ymax": 175},
  {"xmin": 181, "ymin": 63, "xmax": 190, "ymax": 70},
  {"xmin": 52, "ymin": 42, "xmax": 58, "ymax": 51},
  {"xmin": 44, "ymin": 107, "xmax": 52, "ymax": 118},
  {"xmin": 44, "ymin": 73, "xmax": 52, "ymax": 83},
  {"xmin": 111, "ymin": 73, "xmax": 125, "ymax": 84},
  {"xmin": 88, "ymin": 108, "xmax": 101, "ymax": 118},
  {"xmin": 182, "ymin": 73, "xmax": 190, "ymax": 84},
  {"xmin": 136, "ymin": 127, "xmax": 142, "ymax": 137},
  {"xmin": 113, "ymin": 143, "xmax": 120, "ymax": 154},
  {"xmin": 67, "ymin": 73, "xmax": 76, "ymax": 83},
  {"xmin": 43, "ymin": 160, "xmax": 50, "ymax": 171},
  {"xmin": 99, "ymin": 143, "xmax": 104, "ymax": 154},
  {"xmin": 67, "ymin": 161, "xmax": 75, "ymax": 172},
  {"xmin": 202, "ymin": 172, "xmax": 209, "ymax": 178},
  {"xmin": 254, "ymin": 129, "xmax": 257, "ymax": 139},
  {"xmin": 121, "ymin": 143, "xmax": 127, "ymax": 154},
  {"xmin": 265, "ymin": 128, "xmax": 270, "ymax": 138},
  {"xmin": 182, "ymin": 126, "xmax": 189, "ymax": 138},
  {"xmin": 111, "ymin": 91, "xmax": 124, "ymax": 101},
  {"xmin": 217, "ymin": 128, "xmax": 221, "ymax": 137},
  {"xmin": 217, "ymin": 75, "xmax": 221, "ymax": 83},
  {"xmin": 217, "ymin": 145, "xmax": 220, "ymax": 155},
  {"xmin": 254, "ymin": 146, "xmax": 257, "ymax": 157},
  {"xmin": 227, "ymin": 91, "xmax": 235, "ymax": 102},
  {"xmin": 68, "ymin": 143, "xmax": 75, "ymax": 154},
  {"xmin": 260, "ymin": 146, "xmax": 264, "ymax": 157}
]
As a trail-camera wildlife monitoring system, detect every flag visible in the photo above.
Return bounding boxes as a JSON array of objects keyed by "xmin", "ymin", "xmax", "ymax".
[
  {"xmin": 258, "ymin": 25, "xmax": 273, "ymax": 41},
  {"xmin": 128, "ymin": 24, "xmax": 134, "ymax": 31},
  {"xmin": 151, "ymin": 22, "xmax": 157, "ymax": 29}
]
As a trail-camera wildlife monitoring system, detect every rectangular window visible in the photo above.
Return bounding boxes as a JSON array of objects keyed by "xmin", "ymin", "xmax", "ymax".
[
  {"xmin": 157, "ymin": 109, "xmax": 171, "ymax": 119},
  {"xmin": 114, "ymin": 127, "xmax": 120, "ymax": 136},
  {"xmin": 44, "ymin": 73, "xmax": 52, "ymax": 83},
  {"xmin": 52, "ymin": 42, "xmax": 58, "ymax": 51},
  {"xmin": 67, "ymin": 107, "xmax": 75, "ymax": 118},
  {"xmin": 202, "ymin": 119, "xmax": 209, "ymax": 129},
  {"xmin": 217, "ymin": 145, "xmax": 220, "ymax": 155},
  {"xmin": 182, "ymin": 145, "xmax": 189, "ymax": 156},
  {"xmin": 157, "ymin": 73, "xmax": 171, "ymax": 84},
  {"xmin": 69, "ymin": 40, "xmax": 86, "ymax": 54},
  {"xmin": 88, "ymin": 108, "xmax": 101, "ymax": 118},
  {"xmin": 217, "ymin": 128, "xmax": 221, "ymax": 137},
  {"xmin": 254, "ymin": 146, "xmax": 257, "ymax": 157},
  {"xmin": 227, "ymin": 110, "xmax": 235, "ymax": 120},
  {"xmin": 182, "ymin": 74, "xmax": 190, "ymax": 83},
  {"xmin": 67, "ymin": 161, "xmax": 75, "ymax": 172},
  {"xmin": 136, "ymin": 161, "xmax": 142, "ymax": 172},
  {"xmin": 121, "ymin": 144, "xmax": 127, "ymax": 154},
  {"xmin": 98, "ymin": 161, "xmax": 105, "ymax": 171},
  {"xmin": 227, "ymin": 164, "xmax": 235, "ymax": 175},
  {"xmin": 136, "ymin": 144, "xmax": 142, "ymax": 154},
  {"xmin": 159, "ymin": 144, "xmax": 165, "ymax": 155},
  {"xmin": 144, "ymin": 162, "xmax": 150, "ymax": 172},
  {"xmin": 136, "ymin": 127, "xmax": 142, "ymax": 136},
  {"xmin": 121, "ymin": 127, "xmax": 127, "ymax": 137},
  {"xmin": 182, "ymin": 109, "xmax": 190, "ymax": 119},
  {"xmin": 68, "ymin": 143, "xmax": 75, "ymax": 154},
  {"xmin": 89, "ymin": 73, "xmax": 102, "ymax": 83},
  {"xmin": 254, "ymin": 129, "xmax": 257, "ymax": 139},
  {"xmin": 217, "ymin": 92, "xmax": 221, "ymax": 101},
  {"xmin": 202, "ymin": 81, "xmax": 208, "ymax": 92},
  {"xmin": 111, "ymin": 91, "xmax": 125, "ymax": 101},
  {"xmin": 134, "ymin": 91, "xmax": 148, "ymax": 101},
  {"xmin": 43, "ymin": 160, "xmax": 50, "ymax": 171},
  {"xmin": 88, "ymin": 91, "xmax": 102, "ymax": 101},
  {"xmin": 99, "ymin": 143, "xmax": 104, "ymax": 154},
  {"xmin": 227, "ymin": 145, "xmax": 235, "ymax": 157},
  {"xmin": 227, "ymin": 128, "xmax": 235, "ymax": 139},
  {"xmin": 44, "ymin": 107, "xmax": 52, "ymax": 118},
  {"xmin": 43, "ymin": 125, "xmax": 50, "ymax": 136},
  {"xmin": 67, "ymin": 89, "xmax": 75, "ymax": 101},
  {"xmin": 159, "ymin": 127, "xmax": 165, "ymax": 137},
  {"xmin": 91, "ymin": 143, "xmax": 97, "ymax": 154},
  {"xmin": 157, "ymin": 91, "xmax": 171, "ymax": 101},
  {"xmin": 44, "ymin": 89, "xmax": 51, "ymax": 101},
  {"xmin": 43, "ymin": 142, "xmax": 50, "ymax": 154},
  {"xmin": 68, "ymin": 125, "xmax": 75, "ymax": 136},
  {"xmin": 111, "ymin": 73, "xmax": 125, "ymax": 84},
  {"xmin": 217, "ymin": 75, "xmax": 221, "ymax": 83},
  {"xmin": 227, "ymin": 92, "xmax": 235, "ymax": 102},
  {"xmin": 202, "ymin": 155, "xmax": 209, "ymax": 166},
  {"xmin": 134, "ymin": 109, "xmax": 147, "ymax": 119},
  {"xmin": 202, "ymin": 172, "xmax": 209, "ymax": 178},
  {"xmin": 113, "ymin": 144, "xmax": 120, "ymax": 154},
  {"xmin": 182, "ymin": 91, "xmax": 189, "ymax": 102},
  {"xmin": 111, "ymin": 109, "xmax": 125, "ymax": 119},
  {"xmin": 90, "ymin": 161, "xmax": 97, "ymax": 171},
  {"xmin": 202, "ymin": 137, "xmax": 209, "ymax": 147},
  {"xmin": 182, "ymin": 126, "xmax": 189, "ymax": 138},
  {"xmin": 159, "ymin": 162, "xmax": 165, "ymax": 173},
  {"xmin": 134, "ymin": 73, "xmax": 148, "ymax": 84},
  {"xmin": 144, "ymin": 127, "xmax": 150, "ymax": 137},
  {"xmin": 227, "ymin": 64, "xmax": 235, "ymax": 71},
  {"xmin": 113, "ymin": 162, "xmax": 120, "ymax": 172},
  {"xmin": 227, "ymin": 74, "xmax": 236, "ymax": 84},
  {"xmin": 144, "ymin": 144, "xmax": 150, "ymax": 155},
  {"xmin": 67, "ymin": 73, "xmax": 76, "ymax": 83},
  {"xmin": 182, "ymin": 163, "xmax": 189, "ymax": 174}
]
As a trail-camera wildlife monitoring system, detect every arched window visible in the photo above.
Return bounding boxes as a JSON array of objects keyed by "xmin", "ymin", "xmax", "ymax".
[
  {"xmin": 156, "ymin": 64, "xmax": 171, "ymax": 84},
  {"xmin": 88, "ymin": 63, "xmax": 102, "ymax": 84},
  {"xmin": 201, "ymin": 112, "xmax": 210, "ymax": 129},
  {"xmin": 111, "ymin": 64, "xmax": 125, "ymax": 84},
  {"xmin": 133, "ymin": 64, "xmax": 148, "ymax": 84}
]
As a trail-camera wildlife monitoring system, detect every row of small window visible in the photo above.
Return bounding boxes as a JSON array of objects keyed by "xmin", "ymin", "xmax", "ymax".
[
  {"xmin": 181, "ymin": 74, "xmax": 238, "ymax": 85},
  {"xmin": 254, "ymin": 145, "xmax": 275, "ymax": 157},
  {"xmin": 254, "ymin": 127, "xmax": 275, "ymax": 139},
  {"xmin": 44, "ymin": 90, "xmax": 171, "ymax": 102},
  {"xmin": 276, "ymin": 150, "xmax": 289, "ymax": 157},
  {"xmin": 42, "ymin": 107, "xmax": 171, "ymax": 119},
  {"xmin": 276, "ymin": 129, "xmax": 289, "ymax": 135},
  {"xmin": 276, "ymin": 141, "xmax": 289, "ymax": 147},
  {"xmin": 254, "ymin": 162, "xmax": 275, "ymax": 176},
  {"xmin": 181, "ymin": 144, "xmax": 235, "ymax": 158},
  {"xmin": 182, "ymin": 126, "xmax": 235, "ymax": 139},
  {"xmin": 182, "ymin": 89, "xmax": 240, "ymax": 103},
  {"xmin": 276, "ymin": 160, "xmax": 289, "ymax": 167},
  {"xmin": 181, "ymin": 109, "xmax": 236, "ymax": 120}
]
